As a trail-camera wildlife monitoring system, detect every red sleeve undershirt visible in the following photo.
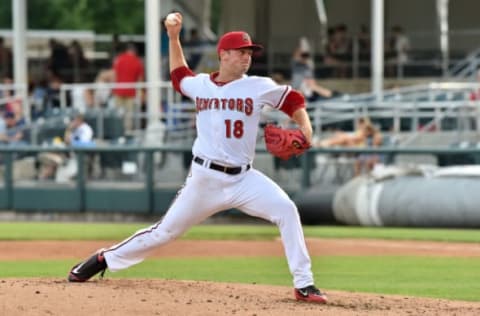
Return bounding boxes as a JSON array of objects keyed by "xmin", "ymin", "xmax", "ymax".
[
  {"xmin": 170, "ymin": 66, "xmax": 195, "ymax": 95},
  {"xmin": 280, "ymin": 89, "xmax": 306, "ymax": 117}
]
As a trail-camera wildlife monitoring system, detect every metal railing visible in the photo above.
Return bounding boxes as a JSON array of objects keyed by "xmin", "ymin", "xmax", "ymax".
[
  {"xmin": 448, "ymin": 47, "xmax": 480, "ymax": 79},
  {"xmin": 4, "ymin": 79, "xmax": 480, "ymax": 151},
  {"xmin": 308, "ymin": 82, "xmax": 480, "ymax": 140},
  {"xmin": 2, "ymin": 145, "xmax": 480, "ymax": 212}
]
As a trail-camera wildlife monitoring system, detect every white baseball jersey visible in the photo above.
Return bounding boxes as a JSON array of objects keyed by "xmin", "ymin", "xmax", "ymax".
[{"xmin": 180, "ymin": 74, "xmax": 291, "ymax": 166}]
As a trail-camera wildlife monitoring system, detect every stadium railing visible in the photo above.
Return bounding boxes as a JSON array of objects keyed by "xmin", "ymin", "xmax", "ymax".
[{"xmin": 2, "ymin": 145, "xmax": 480, "ymax": 213}]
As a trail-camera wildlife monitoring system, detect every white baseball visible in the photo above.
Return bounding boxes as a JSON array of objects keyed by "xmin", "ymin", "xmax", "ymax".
[{"xmin": 165, "ymin": 13, "xmax": 178, "ymax": 26}]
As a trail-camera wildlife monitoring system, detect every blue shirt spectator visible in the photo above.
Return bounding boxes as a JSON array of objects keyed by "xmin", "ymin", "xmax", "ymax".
[{"xmin": 65, "ymin": 114, "xmax": 95, "ymax": 147}]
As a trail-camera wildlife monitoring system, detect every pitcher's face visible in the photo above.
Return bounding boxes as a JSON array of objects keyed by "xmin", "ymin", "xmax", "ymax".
[{"xmin": 220, "ymin": 48, "xmax": 253, "ymax": 75}]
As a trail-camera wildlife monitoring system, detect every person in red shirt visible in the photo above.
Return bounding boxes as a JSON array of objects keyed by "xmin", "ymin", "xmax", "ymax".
[{"xmin": 112, "ymin": 42, "xmax": 144, "ymax": 133}]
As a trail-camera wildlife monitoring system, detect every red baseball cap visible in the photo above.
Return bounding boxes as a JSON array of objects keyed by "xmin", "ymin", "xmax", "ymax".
[{"xmin": 217, "ymin": 31, "xmax": 263, "ymax": 55}]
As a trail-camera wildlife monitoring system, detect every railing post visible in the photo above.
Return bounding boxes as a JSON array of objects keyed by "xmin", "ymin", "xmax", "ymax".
[
  {"xmin": 60, "ymin": 86, "xmax": 67, "ymax": 109},
  {"xmin": 97, "ymin": 108, "xmax": 104, "ymax": 140},
  {"xmin": 393, "ymin": 101, "xmax": 400, "ymax": 133},
  {"xmin": 4, "ymin": 152, "xmax": 13, "ymax": 210},
  {"xmin": 412, "ymin": 101, "xmax": 419, "ymax": 131},
  {"xmin": 301, "ymin": 151, "xmax": 312, "ymax": 189},
  {"xmin": 145, "ymin": 149, "xmax": 154, "ymax": 213},
  {"xmin": 76, "ymin": 151, "xmax": 86, "ymax": 212}
]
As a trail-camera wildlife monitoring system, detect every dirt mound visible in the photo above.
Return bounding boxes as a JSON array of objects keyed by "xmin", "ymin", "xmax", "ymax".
[{"xmin": 1, "ymin": 278, "xmax": 479, "ymax": 316}]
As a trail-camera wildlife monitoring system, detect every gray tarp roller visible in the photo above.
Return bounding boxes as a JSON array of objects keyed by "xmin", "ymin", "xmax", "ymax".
[{"xmin": 332, "ymin": 166, "xmax": 480, "ymax": 227}]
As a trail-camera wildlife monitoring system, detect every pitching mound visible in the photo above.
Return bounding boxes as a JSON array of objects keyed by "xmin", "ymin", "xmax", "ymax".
[{"xmin": 2, "ymin": 278, "xmax": 480, "ymax": 316}]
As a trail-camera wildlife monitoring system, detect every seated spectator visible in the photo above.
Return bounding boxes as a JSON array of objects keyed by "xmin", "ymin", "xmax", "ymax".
[
  {"xmin": 0, "ymin": 111, "xmax": 27, "ymax": 146},
  {"xmin": 318, "ymin": 117, "xmax": 383, "ymax": 176},
  {"xmin": 291, "ymin": 37, "xmax": 340, "ymax": 102},
  {"xmin": 5, "ymin": 96, "xmax": 26, "ymax": 125},
  {"xmin": 38, "ymin": 114, "xmax": 94, "ymax": 180},
  {"xmin": 64, "ymin": 114, "xmax": 94, "ymax": 147}
]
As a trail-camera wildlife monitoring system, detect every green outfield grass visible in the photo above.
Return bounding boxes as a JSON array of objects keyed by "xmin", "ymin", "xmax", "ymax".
[
  {"xmin": 1, "ymin": 256, "xmax": 479, "ymax": 301},
  {"xmin": 1, "ymin": 222, "xmax": 480, "ymax": 242},
  {"xmin": 1, "ymin": 222, "xmax": 480, "ymax": 302}
]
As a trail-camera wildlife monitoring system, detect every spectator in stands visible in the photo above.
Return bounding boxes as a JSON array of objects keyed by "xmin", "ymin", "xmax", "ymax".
[
  {"xmin": 6, "ymin": 96, "xmax": 25, "ymax": 126},
  {"xmin": 0, "ymin": 111, "xmax": 26, "ymax": 146},
  {"xmin": 333, "ymin": 24, "xmax": 352, "ymax": 60},
  {"xmin": 93, "ymin": 68, "xmax": 115, "ymax": 108},
  {"xmin": 0, "ymin": 79, "xmax": 29, "ymax": 125},
  {"xmin": 64, "ymin": 113, "xmax": 94, "ymax": 147},
  {"xmin": 0, "ymin": 36, "xmax": 13, "ymax": 81},
  {"xmin": 44, "ymin": 71, "xmax": 64, "ymax": 111},
  {"xmin": 38, "ymin": 113, "xmax": 94, "ymax": 180},
  {"xmin": 326, "ymin": 24, "xmax": 351, "ymax": 78},
  {"xmin": 324, "ymin": 27, "xmax": 341, "ymax": 73},
  {"xmin": 318, "ymin": 117, "xmax": 383, "ymax": 176},
  {"xmin": 387, "ymin": 25, "xmax": 410, "ymax": 77},
  {"xmin": 357, "ymin": 24, "xmax": 370, "ymax": 57},
  {"xmin": 291, "ymin": 37, "xmax": 339, "ymax": 103},
  {"xmin": 112, "ymin": 42, "xmax": 144, "ymax": 133},
  {"xmin": 30, "ymin": 78, "xmax": 49, "ymax": 118}
]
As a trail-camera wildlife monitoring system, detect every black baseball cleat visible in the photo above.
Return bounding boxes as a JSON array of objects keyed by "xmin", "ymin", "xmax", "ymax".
[
  {"xmin": 68, "ymin": 249, "xmax": 107, "ymax": 282},
  {"xmin": 294, "ymin": 285, "xmax": 328, "ymax": 304}
]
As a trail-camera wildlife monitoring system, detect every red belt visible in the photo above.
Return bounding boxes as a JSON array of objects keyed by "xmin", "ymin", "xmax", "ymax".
[{"xmin": 193, "ymin": 156, "xmax": 250, "ymax": 175}]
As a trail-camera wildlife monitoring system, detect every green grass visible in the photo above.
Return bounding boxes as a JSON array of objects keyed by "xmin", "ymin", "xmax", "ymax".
[
  {"xmin": 2, "ymin": 256, "xmax": 480, "ymax": 302},
  {"xmin": 1, "ymin": 222, "xmax": 480, "ymax": 301},
  {"xmin": 1, "ymin": 222, "xmax": 480, "ymax": 243}
]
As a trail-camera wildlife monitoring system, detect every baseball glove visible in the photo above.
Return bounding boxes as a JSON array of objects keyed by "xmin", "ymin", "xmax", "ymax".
[{"xmin": 264, "ymin": 124, "xmax": 311, "ymax": 160}]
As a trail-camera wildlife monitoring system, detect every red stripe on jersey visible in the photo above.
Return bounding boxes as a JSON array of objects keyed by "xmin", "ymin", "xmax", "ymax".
[
  {"xmin": 275, "ymin": 86, "xmax": 290, "ymax": 108},
  {"xmin": 170, "ymin": 66, "xmax": 195, "ymax": 94},
  {"xmin": 280, "ymin": 89, "xmax": 306, "ymax": 117}
]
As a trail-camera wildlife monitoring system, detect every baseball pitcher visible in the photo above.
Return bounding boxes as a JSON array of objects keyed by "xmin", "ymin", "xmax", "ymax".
[{"xmin": 68, "ymin": 12, "xmax": 327, "ymax": 304}]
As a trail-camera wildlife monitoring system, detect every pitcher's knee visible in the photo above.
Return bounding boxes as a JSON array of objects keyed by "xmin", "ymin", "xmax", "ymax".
[{"xmin": 270, "ymin": 199, "xmax": 300, "ymax": 223}]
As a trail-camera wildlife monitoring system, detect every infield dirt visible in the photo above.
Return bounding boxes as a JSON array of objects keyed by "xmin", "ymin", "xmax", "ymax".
[{"xmin": 1, "ymin": 238, "xmax": 480, "ymax": 316}]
